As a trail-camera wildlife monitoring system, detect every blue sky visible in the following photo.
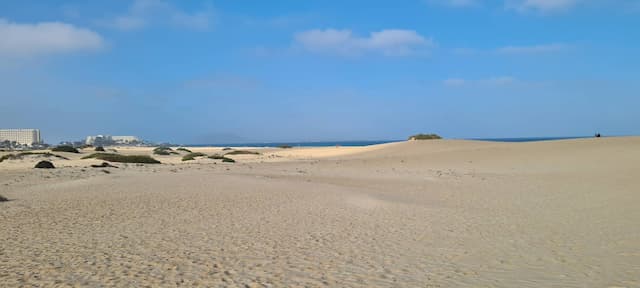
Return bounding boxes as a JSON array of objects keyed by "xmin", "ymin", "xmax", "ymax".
[{"xmin": 1, "ymin": 0, "xmax": 638, "ymax": 144}]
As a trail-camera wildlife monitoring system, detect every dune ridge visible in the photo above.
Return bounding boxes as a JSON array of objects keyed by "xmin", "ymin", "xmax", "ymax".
[{"xmin": 1, "ymin": 137, "xmax": 639, "ymax": 287}]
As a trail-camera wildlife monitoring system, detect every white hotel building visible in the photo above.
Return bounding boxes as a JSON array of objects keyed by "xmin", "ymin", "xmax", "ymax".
[
  {"xmin": 0, "ymin": 129, "xmax": 42, "ymax": 146},
  {"xmin": 85, "ymin": 135, "xmax": 140, "ymax": 145}
]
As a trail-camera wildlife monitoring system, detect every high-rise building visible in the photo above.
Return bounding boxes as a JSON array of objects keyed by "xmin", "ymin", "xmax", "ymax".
[
  {"xmin": 85, "ymin": 135, "xmax": 140, "ymax": 145},
  {"xmin": 0, "ymin": 129, "xmax": 42, "ymax": 146},
  {"xmin": 111, "ymin": 136, "xmax": 140, "ymax": 144}
]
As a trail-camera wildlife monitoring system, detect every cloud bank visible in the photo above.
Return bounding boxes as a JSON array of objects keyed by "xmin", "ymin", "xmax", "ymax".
[
  {"xmin": 101, "ymin": 0, "xmax": 212, "ymax": 31},
  {"xmin": 0, "ymin": 18, "xmax": 104, "ymax": 57},
  {"xmin": 294, "ymin": 29, "xmax": 433, "ymax": 56}
]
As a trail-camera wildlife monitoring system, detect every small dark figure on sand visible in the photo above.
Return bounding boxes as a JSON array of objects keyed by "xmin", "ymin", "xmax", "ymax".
[{"xmin": 595, "ymin": 133, "xmax": 601, "ymax": 138}]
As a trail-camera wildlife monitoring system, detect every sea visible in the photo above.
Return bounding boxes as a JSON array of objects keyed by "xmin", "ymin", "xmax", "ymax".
[{"xmin": 189, "ymin": 136, "xmax": 592, "ymax": 147}]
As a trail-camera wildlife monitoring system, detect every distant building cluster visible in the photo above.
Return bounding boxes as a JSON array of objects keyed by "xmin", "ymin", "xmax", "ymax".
[
  {"xmin": 85, "ymin": 135, "xmax": 141, "ymax": 146},
  {"xmin": 0, "ymin": 129, "xmax": 42, "ymax": 147},
  {"xmin": 0, "ymin": 128, "xmax": 146, "ymax": 150}
]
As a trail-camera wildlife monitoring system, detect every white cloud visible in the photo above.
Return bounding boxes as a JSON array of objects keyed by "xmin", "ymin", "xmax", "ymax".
[
  {"xmin": 497, "ymin": 43, "xmax": 569, "ymax": 54},
  {"xmin": 507, "ymin": 0, "xmax": 581, "ymax": 12},
  {"xmin": 294, "ymin": 29, "xmax": 433, "ymax": 56},
  {"xmin": 0, "ymin": 18, "xmax": 104, "ymax": 57},
  {"xmin": 101, "ymin": 0, "xmax": 211, "ymax": 31}
]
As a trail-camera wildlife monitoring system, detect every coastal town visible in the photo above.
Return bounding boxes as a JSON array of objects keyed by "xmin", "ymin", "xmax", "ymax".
[{"xmin": 0, "ymin": 128, "xmax": 143, "ymax": 150}]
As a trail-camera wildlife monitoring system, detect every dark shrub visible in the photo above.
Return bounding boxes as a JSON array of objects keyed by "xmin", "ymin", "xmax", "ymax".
[
  {"xmin": 51, "ymin": 145, "xmax": 79, "ymax": 153},
  {"xmin": 278, "ymin": 145, "xmax": 293, "ymax": 149},
  {"xmin": 208, "ymin": 154, "xmax": 235, "ymax": 162},
  {"xmin": 0, "ymin": 154, "xmax": 19, "ymax": 162},
  {"xmin": 176, "ymin": 147, "xmax": 192, "ymax": 153},
  {"xmin": 222, "ymin": 147, "xmax": 232, "ymax": 151},
  {"xmin": 153, "ymin": 147, "xmax": 178, "ymax": 155},
  {"xmin": 208, "ymin": 154, "xmax": 224, "ymax": 159},
  {"xmin": 95, "ymin": 146, "xmax": 105, "ymax": 152},
  {"xmin": 225, "ymin": 150, "xmax": 260, "ymax": 155},
  {"xmin": 82, "ymin": 153, "xmax": 161, "ymax": 164},
  {"xmin": 153, "ymin": 150, "xmax": 171, "ymax": 155},
  {"xmin": 34, "ymin": 160, "xmax": 55, "ymax": 169},
  {"xmin": 0, "ymin": 195, "xmax": 7, "ymax": 202},
  {"xmin": 182, "ymin": 152, "xmax": 207, "ymax": 161},
  {"xmin": 408, "ymin": 134, "xmax": 442, "ymax": 140},
  {"xmin": 91, "ymin": 162, "xmax": 118, "ymax": 168}
]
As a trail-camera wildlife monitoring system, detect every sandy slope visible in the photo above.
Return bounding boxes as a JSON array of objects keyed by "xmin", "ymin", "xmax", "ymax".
[{"xmin": 1, "ymin": 138, "xmax": 639, "ymax": 287}]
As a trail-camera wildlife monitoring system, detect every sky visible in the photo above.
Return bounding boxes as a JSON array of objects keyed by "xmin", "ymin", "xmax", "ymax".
[{"xmin": 0, "ymin": 0, "xmax": 639, "ymax": 144}]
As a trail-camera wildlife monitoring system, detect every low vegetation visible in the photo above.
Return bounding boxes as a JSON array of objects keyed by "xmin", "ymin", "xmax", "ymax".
[
  {"xmin": 225, "ymin": 150, "xmax": 260, "ymax": 155},
  {"xmin": 278, "ymin": 145, "xmax": 293, "ymax": 149},
  {"xmin": 208, "ymin": 154, "xmax": 224, "ymax": 159},
  {"xmin": 0, "ymin": 154, "xmax": 18, "ymax": 163},
  {"xmin": 51, "ymin": 145, "xmax": 80, "ymax": 153},
  {"xmin": 153, "ymin": 147, "xmax": 178, "ymax": 155},
  {"xmin": 208, "ymin": 154, "xmax": 236, "ymax": 163},
  {"xmin": 95, "ymin": 146, "xmax": 105, "ymax": 152},
  {"xmin": 153, "ymin": 150, "xmax": 172, "ymax": 155},
  {"xmin": 82, "ymin": 153, "xmax": 161, "ymax": 164},
  {"xmin": 222, "ymin": 147, "xmax": 232, "ymax": 151},
  {"xmin": 176, "ymin": 147, "xmax": 192, "ymax": 153},
  {"xmin": 182, "ymin": 152, "xmax": 207, "ymax": 161},
  {"xmin": 408, "ymin": 133, "xmax": 442, "ymax": 140},
  {"xmin": 34, "ymin": 160, "xmax": 55, "ymax": 169},
  {"xmin": 0, "ymin": 152, "xmax": 69, "ymax": 163},
  {"xmin": 153, "ymin": 147, "xmax": 171, "ymax": 153},
  {"xmin": 91, "ymin": 162, "xmax": 119, "ymax": 168},
  {"xmin": 0, "ymin": 194, "xmax": 7, "ymax": 202}
]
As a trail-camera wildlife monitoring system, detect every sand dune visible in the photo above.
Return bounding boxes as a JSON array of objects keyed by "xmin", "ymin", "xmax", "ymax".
[{"xmin": 1, "ymin": 138, "xmax": 639, "ymax": 287}]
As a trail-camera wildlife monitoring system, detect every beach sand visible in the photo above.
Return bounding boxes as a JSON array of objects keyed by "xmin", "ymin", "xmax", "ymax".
[{"xmin": 1, "ymin": 137, "xmax": 639, "ymax": 287}]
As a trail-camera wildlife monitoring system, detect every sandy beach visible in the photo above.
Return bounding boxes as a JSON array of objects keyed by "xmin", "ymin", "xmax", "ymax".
[{"xmin": 1, "ymin": 137, "xmax": 639, "ymax": 287}]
